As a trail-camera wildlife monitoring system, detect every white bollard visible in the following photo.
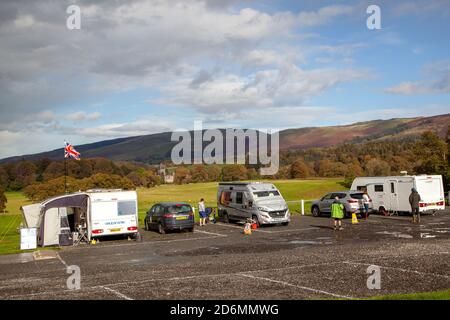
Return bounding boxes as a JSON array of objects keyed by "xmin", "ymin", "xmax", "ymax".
[{"xmin": 301, "ymin": 199, "xmax": 305, "ymax": 216}]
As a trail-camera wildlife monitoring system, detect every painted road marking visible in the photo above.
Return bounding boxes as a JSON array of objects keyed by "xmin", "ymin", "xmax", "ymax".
[
  {"xmin": 194, "ymin": 229, "xmax": 228, "ymax": 237},
  {"xmin": 101, "ymin": 286, "xmax": 134, "ymax": 300},
  {"xmin": 237, "ymin": 273, "xmax": 353, "ymax": 299}
]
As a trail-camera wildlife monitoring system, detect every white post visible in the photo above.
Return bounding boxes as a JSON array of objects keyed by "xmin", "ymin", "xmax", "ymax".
[{"xmin": 301, "ymin": 199, "xmax": 305, "ymax": 216}]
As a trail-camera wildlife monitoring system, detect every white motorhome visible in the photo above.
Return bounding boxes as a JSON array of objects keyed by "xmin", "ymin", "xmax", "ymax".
[
  {"xmin": 217, "ymin": 182, "xmax": 290, "ymax": 226},
  {"xmin": 22, "ymin": 189, "xmax": 139, "ymax": 247},
  {"xmin": 351, "ymin": 175, "xmax": 445, "ymax": 215}
]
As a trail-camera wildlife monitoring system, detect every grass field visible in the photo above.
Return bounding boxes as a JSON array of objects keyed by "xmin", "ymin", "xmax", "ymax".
[
  {"xmin": 0, "ymin": 179, "xmax": 345, "ymax": 255},
  {"xmin": 368, "ymin": 289, "xmax": 450, "ymax": 300}
]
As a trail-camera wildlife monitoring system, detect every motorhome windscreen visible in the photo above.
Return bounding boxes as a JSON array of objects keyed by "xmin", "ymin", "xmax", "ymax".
[
  {"xmin": 118, "ymin": 201, "xmax": 136, "ymax": 216},
  {"xmin": 167, "ymin": 205, "xmax": 191, "ymax": 214},
  {"xmin": 253, "ymin": 190, "xmax": 280, "ymax": 198}
]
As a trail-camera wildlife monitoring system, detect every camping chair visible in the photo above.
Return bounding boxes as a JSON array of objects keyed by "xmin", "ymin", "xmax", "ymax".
[
  {"xmin": 205, "ymin": 207, "xmax": 216, "ymax": 224},
  {"xmin": 73, "ymin": 224, "xmax": 88, "ymax": 245}
]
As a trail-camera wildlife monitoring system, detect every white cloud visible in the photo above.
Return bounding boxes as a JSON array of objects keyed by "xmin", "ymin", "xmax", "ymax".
[
  {"xmin": 65, "ymin": 111, "xmax": 102, "ymax": 122},
  {"xmin": 385, "ymin": 62, "xmax": 450, "ymax": 95}
]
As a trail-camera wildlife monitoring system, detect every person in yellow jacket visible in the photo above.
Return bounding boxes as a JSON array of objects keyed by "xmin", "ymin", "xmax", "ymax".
[{"xmin": 331, "ymin": 196, "xmax": 345, "ymax": 231}]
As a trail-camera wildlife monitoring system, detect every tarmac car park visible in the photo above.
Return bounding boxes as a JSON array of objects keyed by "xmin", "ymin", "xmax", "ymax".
[{"xmin": 1, "ymin": 208, "xmax": 450, "ymax": 300}]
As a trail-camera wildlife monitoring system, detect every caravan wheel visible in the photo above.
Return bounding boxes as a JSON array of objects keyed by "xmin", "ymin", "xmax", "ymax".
[{"xmin": 379, "ymin": 207, "xmax": 389, "ymax": 216}]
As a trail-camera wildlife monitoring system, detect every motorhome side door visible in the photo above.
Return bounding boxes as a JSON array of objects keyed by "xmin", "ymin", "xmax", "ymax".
[{"xmin": 389, "ymin": 180, "xmax": 399, "ymax": 212}]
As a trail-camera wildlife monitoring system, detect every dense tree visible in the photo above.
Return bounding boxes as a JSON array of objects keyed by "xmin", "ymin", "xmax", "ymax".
[
  {"xmin": 365, "ymin": 158, "xmax": 391, "ymax": 176},
  {"xmin": 43, "ymin": 162, "xmax": 65, "ymax": 181},
  {"xmin": 221, "ymin": 164, "xmax": 247, "ymax": 181},
  {"xmin": 290, "ymin": 160, "xmax": 310, "ymax": 179},
  {"xmin": 190, "ymin": 165, "xmax": 209, "ymax": 183},
  {"xmin": 0, "ymin": 166, "xmax": 9, "ymax": 188},
  {"xmin": 10, "ymin": 161, "xmax": 37, "ymax": 190},
  {"xmin": 414, "ymin": 131, "xmax": 447, "ymax": 174},
  {"xmin": 174, "ymin": 167, "xmax": 191, "ymax": 184},
  {"xmin": 0, "ymin": 186, "xmax": 7, "ymax": 212}
]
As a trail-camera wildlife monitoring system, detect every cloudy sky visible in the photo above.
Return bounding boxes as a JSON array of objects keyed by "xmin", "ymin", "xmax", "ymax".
[{"xmin": 1, "ymin": 0, "xmax": 450, "ymax": 158}]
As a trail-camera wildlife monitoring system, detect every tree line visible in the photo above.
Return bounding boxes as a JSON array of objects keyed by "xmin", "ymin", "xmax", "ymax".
[{"xmin": 0, "ymin": 127, "xmax": 448, "ymax": 203}]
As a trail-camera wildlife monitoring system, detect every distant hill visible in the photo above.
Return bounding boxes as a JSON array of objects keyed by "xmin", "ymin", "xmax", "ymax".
[{"xmin": 1, "ymin": 113, "xmax": 449, "ymax": 164}]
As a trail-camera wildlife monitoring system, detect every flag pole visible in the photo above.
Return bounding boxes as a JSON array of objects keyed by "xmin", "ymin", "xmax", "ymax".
[
  {"xmin": 64, "ymin": 156, "xmax": 67, "ymax": 194},
  {"xmin": 64, "ymin": 141, "xmax": 67, "ymax": 194}
]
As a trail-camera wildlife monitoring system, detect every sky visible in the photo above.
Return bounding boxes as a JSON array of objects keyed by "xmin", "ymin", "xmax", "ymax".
[{"xmin": 0, "ymin": 0, "xmax": 450, "ymax": 159}]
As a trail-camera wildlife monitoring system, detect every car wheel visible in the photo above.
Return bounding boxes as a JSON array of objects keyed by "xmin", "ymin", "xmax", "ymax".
[
  {"xmin": 223, "ymin": 212, "xmax": 230, "ymax": 223},
  {"xmin": 188, "ymin": 227, "xmax": 194, "ymax": 233},
  {"xmin": 343, "ymin": 208, "xmax": 349, "ymax": 219},
  {"xmin": 158, "ymin": 223, "xmax": 166, "ymax": 234},
  {"xmin": 312, "ymin": 206, "xmax": 320, "ymax": 217}
]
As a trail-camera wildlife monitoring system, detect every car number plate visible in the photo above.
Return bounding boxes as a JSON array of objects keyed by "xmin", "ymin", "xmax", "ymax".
[
  {"xmin": 109, "ymin": 228, "xmax": 121, "ymax": 232},
  {"xmin": 176, "ymin": 216, "xmax": 188, "ymax": 220}
]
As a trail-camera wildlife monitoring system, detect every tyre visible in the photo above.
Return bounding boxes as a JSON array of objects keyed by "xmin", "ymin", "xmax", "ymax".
[
  {"xmin": 223, "ymin": 212, "xmax": 230, "ymax": 223},
  {"xmin": 158, "ymin": 223, "xmax": 166, "ymax": 234},
  {"xmin": 343, "ymin": 208, "xmax": 349, "ymax": 218},
  {"xmin": 312, "ymin": 206, "xmax": 320, "ymax": 217},
  {"xmin": 187, "ymin": 227, "xmax": 194, "ymax": 233}
]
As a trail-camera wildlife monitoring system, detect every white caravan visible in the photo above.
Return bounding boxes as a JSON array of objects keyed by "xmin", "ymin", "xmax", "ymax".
[
  {"xmin": 351, "ymin": 175, "xmax": 445, "ymax": 215},
  {"xmin": 22, "ymin": 189, "xmax": 139, "ymax": 246}
]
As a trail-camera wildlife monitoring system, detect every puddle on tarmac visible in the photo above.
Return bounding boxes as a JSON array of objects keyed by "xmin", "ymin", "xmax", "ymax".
[
  {"xmin": 289, "ymin": 240, "xmax": 320, "ymax": 245},
  {"xmin": 376, "ymin": 231, "xmax": 413, "ymax": 239}
]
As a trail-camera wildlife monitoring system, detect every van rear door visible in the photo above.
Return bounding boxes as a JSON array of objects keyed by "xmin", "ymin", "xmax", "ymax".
[{"xmin": 415, "ymin": 176, "xmax": 445, "ymax": 211}]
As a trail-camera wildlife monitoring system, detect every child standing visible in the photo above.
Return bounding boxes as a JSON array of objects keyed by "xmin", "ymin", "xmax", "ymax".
[
  {"xmin": 331, "ymin": 196, "xmax": 344, "ymax": 231},
  {"xmin": 198, "ymin": 198, "xmax": 206, "ymax": 226}
]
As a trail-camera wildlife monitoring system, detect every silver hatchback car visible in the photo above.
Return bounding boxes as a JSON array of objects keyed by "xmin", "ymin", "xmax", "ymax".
[{"xmin": 311, "ymin": 191, "xmax": 373, "ymax": 218}]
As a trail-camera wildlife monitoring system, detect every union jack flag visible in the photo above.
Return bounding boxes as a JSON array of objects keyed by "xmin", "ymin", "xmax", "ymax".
[{"xmin": 64, "ymin": 141, "xmax": 81, "ymax": 160}]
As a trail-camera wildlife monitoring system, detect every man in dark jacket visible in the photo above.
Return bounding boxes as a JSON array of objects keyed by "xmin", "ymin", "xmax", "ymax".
[{"xmin": 409, "ymin": 188, "xmax": 421, "ymax": 223}]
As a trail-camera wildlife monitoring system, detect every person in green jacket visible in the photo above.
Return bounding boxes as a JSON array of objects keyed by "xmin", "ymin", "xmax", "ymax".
[{"xmin": 331, "ymin": 196, "xmax": 345, "ymax": 231}]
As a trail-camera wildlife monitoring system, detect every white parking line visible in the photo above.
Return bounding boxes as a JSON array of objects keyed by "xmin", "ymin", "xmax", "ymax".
[
  {"xmin": 237, "ymin": 273, "xmax": 353, "ymax": 299},
  {"xmin": 101, "ymin": 286, "xmax": 134, "ymax": 300},
  {"xmin": 194, "ymin": 229, "xmax": 228, "ymax": 237}
]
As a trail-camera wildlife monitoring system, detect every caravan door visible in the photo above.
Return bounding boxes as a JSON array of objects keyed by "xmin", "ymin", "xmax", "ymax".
[{"xmin": 388, "ymin": 180, "xmax": 399, "ymax": 212}]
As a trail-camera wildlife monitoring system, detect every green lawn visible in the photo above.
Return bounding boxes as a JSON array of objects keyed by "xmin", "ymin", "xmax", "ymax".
[{"xmin": 368, "ymin": 289, "xmax": 450, "ymax": 300}]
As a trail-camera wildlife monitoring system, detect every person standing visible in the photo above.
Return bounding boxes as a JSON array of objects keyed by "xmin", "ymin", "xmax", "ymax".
[
  {"xmin": 409, "ymin": 188, "xmax": 421, "ymax": 223},
  {"xmin": 198, "ymin": 198, "xmax": 206, "ymax": 226},
  {"xmin": 331, "ymin": 196, "xmax": 345, "ymax": 231},
  {"xmin": 362, "ymin": 191, "xmax": 371, "ymax": 220}
]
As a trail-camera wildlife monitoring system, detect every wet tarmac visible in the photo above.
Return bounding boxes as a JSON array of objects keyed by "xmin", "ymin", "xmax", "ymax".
[{"xmin": 1, "ymin": 211, "xmax": 449, "ymax": 299}]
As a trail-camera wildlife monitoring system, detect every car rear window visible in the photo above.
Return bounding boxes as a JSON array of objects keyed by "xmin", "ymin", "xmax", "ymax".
[
  {"xmin": 253, "ymin": 190, "xmax": 280, "ymax": 198},
  {"xmin": 350, "ymin": 193, "xmax": 364, "ymax": 199},
  {"xmin": 166, "ymin": 205, "xmax": 192, "ymax": 214}
]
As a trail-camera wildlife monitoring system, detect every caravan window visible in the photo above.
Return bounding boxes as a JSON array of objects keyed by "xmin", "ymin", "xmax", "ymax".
[
  {"xmin": 220, "ymin": 191, "xmax": 232, "ymax": 205},
  {"xmin": 374, "ymin": 185, "xmax": 384, "ymax": 192},
  {"xmin": 118, "ymin": 201, "xmax": 136, "ymax": 216},
  {"xmin": 391, "ymin": 183, "xmax": 395, "ymax": 193},
  {"xmin": 236, "ymin": 192, "xmax": 243, "ymax": 204}
]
